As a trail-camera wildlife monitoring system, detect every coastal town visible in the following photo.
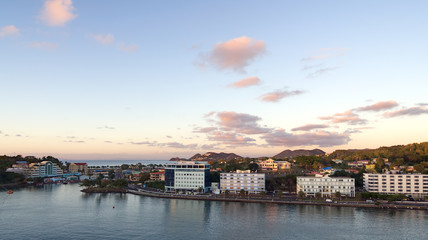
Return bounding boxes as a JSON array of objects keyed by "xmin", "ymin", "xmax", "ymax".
[{"xmin": 2, "ymin": 142, "xmax": 428, "ymax": 210}]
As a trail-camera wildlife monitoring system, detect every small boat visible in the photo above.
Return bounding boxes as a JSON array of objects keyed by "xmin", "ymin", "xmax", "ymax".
[{"xmin": 7, "ymin": 190, "xmax": 14, "ymax": 194}]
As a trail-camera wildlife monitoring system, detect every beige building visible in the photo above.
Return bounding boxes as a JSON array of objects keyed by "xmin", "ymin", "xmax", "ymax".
[
  {"xmin": 150, "ymin": 171, "xmax": 165, "ymax": 181},
  {"xmin": 69, "ymin": 163, "xmax": 88, "ymax": 174},
  {"xmin": 363, "ymin": 173, "xmax": 428, "ymax": 197},
  {"xmin": 220, "ymin": 170, "xmax": 265, "ymax": 194},
  {"xmin": 297, "ymin": 176, "xmax": 355, "ymax": 197},
  {"xmin": 258, "ymin": 159, "xmax": 291, "ymax": 171}
]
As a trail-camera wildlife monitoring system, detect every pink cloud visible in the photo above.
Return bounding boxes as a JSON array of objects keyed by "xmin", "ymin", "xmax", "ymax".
[
  {"xmin": 30, "ymin": 41, "xmax": 58, "ymax": 50},
  {"xmin": 199, "ymin": 36, "xmax": 266, "ymax": 72},
  {"xmin": 319, "ymin": 110, "xmax": 367, "ymax": 125},
  {"xmin": 262, "ymin": 129, "xmax": 350, "ymax": 147},
  {"xmin": 0, "ymin": 25, "xmax": 19, "ymax": 37},
  {"xmin": 383, "ymin": 106, "xmax": 428, "ymax": 118},
  {"xmin": 260, "ymin": 89, "xmax": 304, "ymax": 102},
  {"xmin": 92, "ymin": 33, "xmax": 114, "ymax": 45},
  {"xmin": 215, "ymin": 111, "xmax": 271, "ymax": 134},
  {"xmin": 207, "ymin": 131, "xmax": 256, "ymax": 146},
  {"xmin": 229, "ymin": 76, "xmax": 260, "ymax": 88},
  {"xmin": 357, "ymin": 100, "xmax": 398, "ymax": 112},
  {"xmin": 39, "ymin": 0, "xmax": 77, "ymax": 27},
  {"xmin": 292, "ymin": 124, "xmax": 329, "ymax": 132}
]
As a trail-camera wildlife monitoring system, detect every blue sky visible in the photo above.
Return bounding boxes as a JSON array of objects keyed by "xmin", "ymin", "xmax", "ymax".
[{"xmin": 1, "ymin": 0, "xmax": 427, "ymax": 160}]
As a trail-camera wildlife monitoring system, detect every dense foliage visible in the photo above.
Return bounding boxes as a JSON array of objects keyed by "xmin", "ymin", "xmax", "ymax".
[
  {"xmin": 329, "ymin": 142, "xmax": 428, "ymax": 163},
  {"xmin": 146, "ymin": 181, "xmax": 165, "ymax": 190}
]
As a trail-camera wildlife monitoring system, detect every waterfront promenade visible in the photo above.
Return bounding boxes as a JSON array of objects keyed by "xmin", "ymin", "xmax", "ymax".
[{"xmin": 127, "ymin": 187, "xmax": 428, "ymax": 211}]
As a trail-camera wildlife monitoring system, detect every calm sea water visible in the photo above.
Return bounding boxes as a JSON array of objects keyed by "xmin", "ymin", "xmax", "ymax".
[
  {"xmin": 0, "ymin": 184, "xmax": 427, "ymax": 240},
  {"xmin": 65, "ymin": 160, "xmax": 170, "ymax": 166}
]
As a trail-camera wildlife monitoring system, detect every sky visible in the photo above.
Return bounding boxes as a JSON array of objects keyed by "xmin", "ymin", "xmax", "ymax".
[{"xmin": 1, "ymin": 0, "xmax": 428, "ymax": 160}]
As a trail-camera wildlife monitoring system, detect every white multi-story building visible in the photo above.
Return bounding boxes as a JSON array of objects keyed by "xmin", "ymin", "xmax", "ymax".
[
  {"xmin": 220, "ymin": 170, "xmax": 265, "ymax": 194},
  {"xmin": 7, "ymin": 161, "xmax": 63, "ymax": 178},
  {"xmin": 164, "ymin": 161, "xmax": 211, "ymax": 193},
  {"xmin": 297, "ymin": 176, "xmax": 355, "ymax": 197},
  {"xmin": 363, "ymin": 173, "xmax": 428, "ymax": 197}
]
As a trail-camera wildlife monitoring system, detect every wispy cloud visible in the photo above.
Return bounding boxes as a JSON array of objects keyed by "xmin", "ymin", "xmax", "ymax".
[
  {"xmin": 97, "ymin": 126, "xmax": 115, "ymax": 130},
  {"xmin": 292, "ymin": 124, "xmax": 329, "ymax": 132},
  {"xmin": 161, "ymin": 142, "xmax": 198, "ymax": 149},
  {"xmin": 117, "ymin": 42, "xmax": 139, "ymax": 53},
  {"xmin": 91, "ymin": 33, "xmax": 114, "ymax": 45},
  {"xmin": 39, "ymin": 0, "xmax": 77, "ymax": 27},
  {"xmin": 30, "ymin": 41, "xmax": 58, "ymax": 50},
  {"xmin": 197, "ymin": 36, "xmax": 266, "ymax": 73},
  {"xmin": 193, "ymin": 127, "xmax": 217, "ymax": 133},
  {"xmin": 302, "ymin": 47, "xmax": 347, "ymax": 61},
  {"xmin": 356, "ymin": 100, "xmax": 398, "ymax": 112},
  {"xmin": 259, "ymin": 89, "xmax": 304, "ymax": 102},
  {"xmin": 306, "ymin": 67, "xmax": 339, "ymax": 78},
  {"xmin": 228, "ymin": 76, "xmax": 260, "ymax": 88},
  {"xmin": 0, "ymin": 25, "xmax": 19, "ymax": 37},
  {"xmin": 383, "ymin": 106, "xmax": 428, "ymax": 118},
  {"xmin": 64, "ymin": 140, "xmax": 85, "ymax": 143},
  {"xmin": 319, "ymin": 110, "xmax": 367, "ymax": 125}
]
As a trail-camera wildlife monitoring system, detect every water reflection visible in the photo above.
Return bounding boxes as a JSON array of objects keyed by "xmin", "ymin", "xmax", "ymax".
[{"xmin": 1, "ymin": 185, "xmax": 427, "ymax": 240}]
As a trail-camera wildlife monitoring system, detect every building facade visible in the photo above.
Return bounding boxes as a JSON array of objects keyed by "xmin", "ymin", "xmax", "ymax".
[
  {"xmin": 150, "ymin": 171, "xmax": 165, "ymax": 181},
  {"xmin": 297, "ymin": 176, "xmax": 355, "ymax": 197},
  {"xmin": 258, "ymin": 159, "xmax": 291, "ymax": 171},
  {"xmin": 69, "ymin": 163, "xmax": 88, "ymax": 174},
  {"xmin": 220, "ymin": 170, "xmax": 265, "ymax": 194},
  {"xmin": 7, "ymin": 161, "xmax": 63, "ymax": 178},
  {"xmin": 363, "ymin": 173, "xmax": 428, "ymax": 197},
  {"xmin": 164, "ymin": 161, "xmax": 211, "ymax": 193}
]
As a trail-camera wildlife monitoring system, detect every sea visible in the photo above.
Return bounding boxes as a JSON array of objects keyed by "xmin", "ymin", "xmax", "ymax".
[
  {"xmin": 64, "ymin": 160, "xmax": 170, "ymax": 167},
  {"xmin": 0, "ymin": 184, "xmax": 427, "ymax": 240}
]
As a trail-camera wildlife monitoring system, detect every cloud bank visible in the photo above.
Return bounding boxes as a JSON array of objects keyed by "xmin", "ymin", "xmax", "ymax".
[{"xmin": 39, "ymin": 0, "xmax": 77, "ymax": 27}]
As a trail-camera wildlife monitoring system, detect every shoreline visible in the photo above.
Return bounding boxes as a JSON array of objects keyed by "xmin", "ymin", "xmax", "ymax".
[{"xmin": 127, "ymin": 189, "xmax": 428, "ymax": 211}]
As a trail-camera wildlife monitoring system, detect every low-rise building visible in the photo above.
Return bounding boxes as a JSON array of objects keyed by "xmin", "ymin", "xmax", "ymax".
[
  {"xmin": 297, "ymin": 176, "xmax": 355, "ymax": 197},
  {"xmin": 363, "ymin": 173, "xmax": 428, "ymax": 197},
  {"xmin": 164, "ymin": 161, "xmax": 211, "ymax": 193},
  {"xmin": 69, "ymin": 163, "xmax": 88, "ymax": 174},
  {"xmin": 258, "ymin": 159, "xmax": 291, "ymax": 171},
  {"xmin": 220, "ymin": 170, "xmax": 265, "ymax": 194},
  {"xmin": 150, "ymin": 171, "xmax": 165, "ymax": 181}
]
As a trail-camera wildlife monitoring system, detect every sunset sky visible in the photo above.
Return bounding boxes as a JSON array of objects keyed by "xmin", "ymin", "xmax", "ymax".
[{"xmin": 1, "ymin": 1, "xmax": 427, "ymax": 160}]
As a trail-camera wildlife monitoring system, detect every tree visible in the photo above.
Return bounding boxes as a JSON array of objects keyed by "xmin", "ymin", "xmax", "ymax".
[
  {"xmin": 248, "ymin": 163, "xmax": 259, "ymax": 172},
  {"xmin": 335, "ymin": 191, "xmax": 341, "ymax": 198},
  {"xmin": 96, "ymin": 174, "xmax": 104, "ymax": 186},
  {"xmin": 139, "ymin": 173, "xmax": 150, "ymax": 183},
  {"xmin": 225, "ymin": 190, "xmax": 230, "ymax": 196},
  {"xmin": 298, "ymin": 190, "xmax": 306, "ymax": 198},
  {"xmin": 375, "ymin": 158, "xmax": 385, "ymax": 173},
  {"xmin": 108, "ymin": 170, "xmax": 115, "ymax": 180},
  {"xmin": 121, "ymin": 164, "xmax": 129, "ymax": 170},
  {"xmin": 315, "ymin": 192, "xmax": 322, "ymax": 199},
  {"xmin": 239, "ymin": 189, "xmax": 246, "ymax": 196}
]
